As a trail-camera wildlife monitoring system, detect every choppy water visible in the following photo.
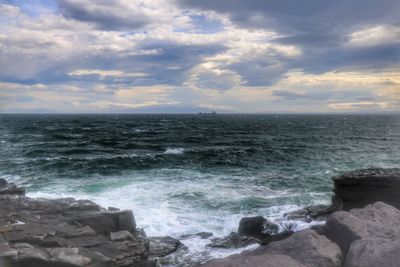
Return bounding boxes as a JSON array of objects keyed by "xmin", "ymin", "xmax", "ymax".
[{"xmin": 1, "ymin": 114, "xmax": 399, "ymax": 262}]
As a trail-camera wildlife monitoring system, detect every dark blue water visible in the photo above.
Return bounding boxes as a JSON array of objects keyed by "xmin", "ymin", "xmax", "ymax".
[{"xmin": 1, "ymin": 114, "xmax": 399, "ymax": 240}]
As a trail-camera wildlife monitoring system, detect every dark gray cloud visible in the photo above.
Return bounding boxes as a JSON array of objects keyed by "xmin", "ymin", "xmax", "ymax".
[
  {"xmin": 58, "ymin": 0, "xmax": 150, "ymax": 30},
  {"xmin": 176, "ymin": 0, "xmax": 400, "ymax": 33},
  {"xmin": 177, "ymin": 0, "xmax": 400, "ymax": 75}
]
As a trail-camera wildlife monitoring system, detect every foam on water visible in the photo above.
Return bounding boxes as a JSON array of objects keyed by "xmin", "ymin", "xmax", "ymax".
[
  {"xmin": 25, "ymin": 169, "xmax": 329, "ymax": 264},
  {"xmin": 164, "ymin": 148, "xmax": 185, "ymax": 155}
]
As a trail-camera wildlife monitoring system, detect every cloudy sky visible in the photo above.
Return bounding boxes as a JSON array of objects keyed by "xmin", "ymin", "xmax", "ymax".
[{"xmin": 0, "ymin": 0, "xmax": 399, "ymax": 113}]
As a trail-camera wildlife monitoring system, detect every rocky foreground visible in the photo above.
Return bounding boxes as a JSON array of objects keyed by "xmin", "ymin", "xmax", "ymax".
[
  {"xmin": 1, "ymin": 168, "xmax": 400, "ymax": 267},
  {"xmin": 0, "ymin": 178, "xmax": 182, "ymax": 266}
]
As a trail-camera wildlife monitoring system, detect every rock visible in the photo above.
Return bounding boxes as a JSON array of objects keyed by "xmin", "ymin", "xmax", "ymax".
[
  {"xmin": 0, "ymin": 246, "xmax": 18, "ymax": 259},
  {"xmin": 195, "ymin": 232, "xmax": 213, "ymax": 239},
  {"xmin": 180, "ymin": 232, "xmax": 213, "ymax": 239},
  {"xmin": 344, "ymin": 238, "xmax": 400, "ymax": 267},
  {"xmin": 110, "ymin": 230, "xmax": 134, "ymax": 241},
  {"xmin": 332, "ymin": 168, "xmax": 400, "ymax": 210},
  {"xmin": 18, "ymin": 248, "xmax": 50, "ymax": 262},
  {"xmin": 238, "ymin": 216, "xmax": 279, "ymax": 239},
  {"xmin": 116, "ymin": 210, "xmax": 136, "ymax": 232},
  {"xmin": 285, "ymin": 205, "xmax": 332, "ymax": 221},
  {"xmin": 0, "ymin": 180, "xmax": 154, "ymax": 266},
  {"xmin": 202, "ymin": 230, "xmax": 342, "ymax": 267},
  {"xmin": 322, "ymin": 201, "xmax": 400, "ymax": 254},
  {"xmin": 0, "ymin": 182, "xmax": 25, "ymax": 195},
  {"xmin": 149, "ymin": 236, "xmax": 181, "ymax": 257},
  {"xmin": 207, "ymin": 232, "xmax": 258, "ymax": 249},
  {"xmin": 108, "ymin": 206, "xmax": 120, "ymax": 211},
  {"xmin": 200, "ymin": 253, "xmax": 306, "ymax": 267},
  {"xmin": 259, "ymin": 231, "xmax": 293, "ymax": 245}
]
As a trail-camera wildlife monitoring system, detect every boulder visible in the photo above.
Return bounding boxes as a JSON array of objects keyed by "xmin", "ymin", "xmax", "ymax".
[
  {"xmin": 322, "ymin": 201, "xmax": 400, "ymax": 253},
  {"xmin": 344, "ymin": 238, "xmax": 400, "ymax": 267},
  {"xmin": 332, "ymin": 168, "xmax": 400, "ymax": 210},
  {"xmin": 202, "ymin": 230, "xmax": 343, "ymax": 267},
  {"xmin": 200, "ymin": 253, "xmax": 306, "ymax": 267},
  {"xmin": 238, "ymin": 216, "xmax": 279, "ymax": 239},
  {"xmin": 207, "ymin": 232, "xmax": 258, "ymax": 249},
  {"xmin": 149, "ymin": 236, "xmax": 181, "ymax": 257}
]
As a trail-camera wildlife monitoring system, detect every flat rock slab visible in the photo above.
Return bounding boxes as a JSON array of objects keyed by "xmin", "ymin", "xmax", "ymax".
[
  {"xmin": 332, "ymin": 168, "xmax": 400, "ymax": 210},
  {"xmin": 0, "ymin": 179, "xmax": 155, "ymax": 267}
]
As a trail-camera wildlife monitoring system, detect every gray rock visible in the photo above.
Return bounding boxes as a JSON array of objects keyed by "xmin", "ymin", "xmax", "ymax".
[
  {"xmin": 110, "ymin": 230, "xmax": 134, "ymax": 241},
  {"xmin": 149, "ymin": 236, "xmax": 181, "ymax": 257},
  {"xmin": 285, "ymin": 205, "xmax": 332, "ymax": 221},
  {"xmin": 332, "ymin": 168, "xmax": 400, "ymax": 210},
  {"xmin": 0, "ymin": 180, "xmax": 153, "ymax": 266},
  {"xmin": 0, "ymin": 182, "xmax": 25, "ymax": 195},
  {"xmin": 345, "ymin": 238, "xmax": 400, "ymax": 267},
  {"xmin": 0, "ymin": 246, "xmax": 18, "ymax": 259},
  {"xmin": 207, "ymin": 232, "xmax": 258, "ymax": 249},
  {"xmin": 322, "ymin": 201, "xmax": 400, "ymax": 253},
  {"xmin": 116, "ymin": 210, "xmax": 136, "ymax": 232},
  {"xmin": 196, "ymin": 232, "xmax": 213, "ymax": 239},
  {"xmin": 201, "ymin": 253, "xmax": 306, "ymax": 267},
  {"xmin": 53, "ymin": 254, "xmax": 92, "ymax": 266},
  {"xmin": 238, "ymin": 216, "xmax": 279, "ymax": 239},
  {"xmin": 202, "ymin": 230, "xmax": 342, "ymax": 267},
  {"xmin": 18, "ymin": 248, "xmax": 50, "ymax": 262},
  {"xmin": 180, "ymin": 232, "xmax": 213, "ymax": 240}
]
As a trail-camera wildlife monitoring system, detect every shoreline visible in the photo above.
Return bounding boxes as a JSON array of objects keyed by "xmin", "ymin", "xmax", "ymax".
[{"xmin": 1, "ymin": 168, "xmax": 400, "ymax": 266}]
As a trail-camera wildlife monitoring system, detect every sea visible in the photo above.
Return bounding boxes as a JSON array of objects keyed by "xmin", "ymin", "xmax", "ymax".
[{"xmin": 1, "ymin": 114, "xmax": 399, "ymax": 264}]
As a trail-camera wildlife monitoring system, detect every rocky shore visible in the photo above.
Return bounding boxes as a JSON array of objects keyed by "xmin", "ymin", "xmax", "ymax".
[
  {"xmin": 0, "ymin": 179, "xmax": 181, "ymax": 267},
  {"xmin": 1, "ymin": 168, "xmax": 400, "ymax": 267}
]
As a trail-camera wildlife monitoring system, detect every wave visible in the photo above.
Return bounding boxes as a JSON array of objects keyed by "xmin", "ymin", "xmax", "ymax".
[{"xmin": 164, "ymin": 148, "xmax": 185, "ymax": 155}]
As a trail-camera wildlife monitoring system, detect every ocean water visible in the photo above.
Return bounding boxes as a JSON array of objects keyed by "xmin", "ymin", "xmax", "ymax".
[{"xmin": 1, "ymin": 114, "xmax": 400, "ymax": 262}]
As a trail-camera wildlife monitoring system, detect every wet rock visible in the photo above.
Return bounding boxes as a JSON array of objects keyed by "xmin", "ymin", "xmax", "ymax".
[
  {"xmin": 0, "ymin": 182, "xmax": 25, "ymax": 195},
  {"xmin": 332, "ymin": 168, "xmax": 400, "ymax": 210},
  {"xmin": 322, "ymin": 201, "xmax": 400, "ymax": 254},
  {"xmin": 195, "ymin": 232, "xmax": 213, "ymax": 239},
  {"xmin": 259, "ymin": 231, "xmax": 293, "ymax": 246},
  {"xmin": 207, "ymin": 232, "xmax": 258, "ymax": 249},
  {"xmin": 238, "ymin": 216, "xmax": 279, "ymax": 239},
  {"xmin": 202, "ymin": 230, "xmax": 342, "ymax": 267},
  {"xmin": 180, "ymin": 232, "xmax": 213, "ymax": 240},
  {"xmin": 149, "ymin": 236, "xmax": 181, "ymax": 257},
  {"xmin": 285, "ymin": 204, "xmax": 332, "ymax": 221}
]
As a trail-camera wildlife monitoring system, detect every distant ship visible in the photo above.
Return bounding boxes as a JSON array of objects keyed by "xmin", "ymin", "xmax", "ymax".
[{"xmin": 198, "ymin": 111, "xmax": 217, "ymax": 115}]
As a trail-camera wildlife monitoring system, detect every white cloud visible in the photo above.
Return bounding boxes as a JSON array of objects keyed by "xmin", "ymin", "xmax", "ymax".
[
  {"xmin": 68, "ymin": 69, "xmax": 148, "ymax": 79},
  {"xmin": 347, "ymin": 25, "xmax": 400, "ymax": 47}
]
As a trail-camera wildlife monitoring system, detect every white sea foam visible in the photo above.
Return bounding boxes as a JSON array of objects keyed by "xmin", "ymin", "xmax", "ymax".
[
  {"xmin": 164, "ymin": 148, "xmax": 185, "ymax": 155},
  {"xmin": 25, "ymin": 170, "xmax": 330, "ymax": 265}
]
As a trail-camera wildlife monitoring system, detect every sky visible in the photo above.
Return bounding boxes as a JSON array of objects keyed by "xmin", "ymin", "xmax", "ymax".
[{"xmin": 0, "ymin": 0, "xmax": 399, "ymax": 113}]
